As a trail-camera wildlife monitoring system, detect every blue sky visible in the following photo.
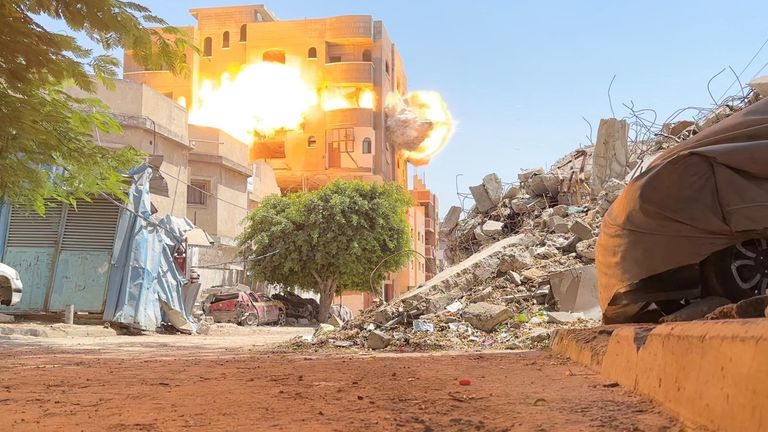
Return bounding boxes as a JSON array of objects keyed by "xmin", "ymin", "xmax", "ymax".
[{"xmin": 55, "ymin": 1, "xmax": 768, "ymax": 213}]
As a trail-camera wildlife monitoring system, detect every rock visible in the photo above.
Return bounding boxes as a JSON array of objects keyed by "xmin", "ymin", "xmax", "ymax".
[
  {"xmin": 468, "ymin": 287, "xmax": 494, "ymax": 303},
  {"xmin": 482, "ymin": 173, "xmax": 504, "ymax": 205},
  {"xmin": 547, "ymin": 215, "xmax": 566, "ymax": 231},
  {"xmin": 660, "ymin": 297, "xmax": 732, "ymax": 323},
  {"xmin": 426, "ymin": 293, "xmax": 456, "ymax": 314},
  {"xmin": 509, "ymin": 271, "xmax": 522, "ymax": 286},
  {"xmin": 298, "ymin": 318, "xmax": 310, "ymax": 326},
  {"xmin": 576, "ymin": 238, "xmax": 596, "ymax": 260},
  {"xmin": 463, "ymin": 302, "xmax": 514, "ymax": 333},
  {"xmin": 510, "ymin": 198, "xmax": 534, "ymax": 214},
  {"xmin": 470, "ymin": 180, "xmax": 497, "ymax": 213},
  {"xmin": 521, "ymin": 268, "xmax": 547, "ymax": 282},
  {"xmin": 546, "ymin": 311, "xmax": 579, "ymax": 324},
  {"xmin": 374, "ymin": 306, "xmax": 396, "ymax": 325},
  {"xmin": 591, "ymin": 118, "xmax": 629, "ymax": 195},
  {"xmin": 533, "ymin": 246, "xmax": 558, "ymax": 259},
  {"xmin": 527, "ymin": 174, "xmax": 560, "ymax": 196},
  {"xmin": 442, "ymin": 206, "xmax": 462, "ymax": 232},
  {"xmin": 552, "ymin": 205, "xmax": 569, "ymax": 217},
  {"xmin": 706, "ymin": 295, "xmax": 768, "ymax": 320},
  {"xmin": 498, "ymin": 246, "xmax": 535, "ymax": 272},
  {"xmin": 503, "ymin": 186, "xmax": 523, "ymax": 200},
  {"xmin": 367, "ymin": 330, "xmax": 392, "ymax": 350},
  {"xmin": 314, "ymin": 323, "xmax": 335, "ymax": 337},
  {"xmin": 560, "ymin": 236, "xmax": 580, "ymax": 253},
  {"xmin": 285, "ymin": 317, "xmax": 298, "ymax": 326},
  {"xmin": 528, "ymin": 329, "xmax": 551, "ymax": 344},
  {"xmin": 518, "ymin": 167, "xmax": 544, "ymax": 182},
  {"xmin": 569, "ymin": 220, "xmax": 593, "ymax": 240}
]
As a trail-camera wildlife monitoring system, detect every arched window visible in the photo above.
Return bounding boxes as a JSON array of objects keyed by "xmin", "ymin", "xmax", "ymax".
[
  {"xmin": 362, "ymin": 49, "xmax": 372, "ymax": 62},
  {"xmin": 307, "ymin": 47, "xmax": 317, "ymax": 59},
  {"xmin": 307, "ymin": 136, "xmax": 317, "ymax": 148},
  {"xmin": 222, "ymin": 31, "xmax": 230, "ymax": 49},
  {"xmin": 362, "ymin": 137, "xmax": 372, "ymax": 154},
  {"xmin": 203, "ymin": 37, "xmax": 212, "ymax": 57},
  {"xmin": 239, "ymin": 24, "xmax": 247, "ymax": 42},
  {"xmin": 263, "ymin": 50, "xmax": 285, "ymax": 64},
  {"xmin": 256, "ymin": 12, "xmax": 263, "ymax": 22}
]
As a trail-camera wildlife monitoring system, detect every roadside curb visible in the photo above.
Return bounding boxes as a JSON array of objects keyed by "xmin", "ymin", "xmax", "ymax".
[{"xmin": 551, "ymin": 320, "xmax": 768, "ymax": 432}]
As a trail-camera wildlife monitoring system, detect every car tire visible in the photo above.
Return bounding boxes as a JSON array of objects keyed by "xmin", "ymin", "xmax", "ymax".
[
  {"xmin": 277, "ymin": 311, "xmax": 286, "ymax": 326},
  {"xmin": 700, "ymin": 238, "xmax": 768, "ymax": 302},
  {"xmin": 243, "ymin": 312, "xmax": 259, "ymax": 326}
]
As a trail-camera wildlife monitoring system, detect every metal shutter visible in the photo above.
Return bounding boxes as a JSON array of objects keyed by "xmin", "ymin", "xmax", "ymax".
[
  {"xmin": 6, "ymin": 205, "xmax": 63, "ymax": 248},
  {"xmin": 60, "ymin": 199, "xmax": 121, "ymax": 251}
]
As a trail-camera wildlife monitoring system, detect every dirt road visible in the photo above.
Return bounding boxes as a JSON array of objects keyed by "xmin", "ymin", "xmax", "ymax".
[{"xmin": 0, "ymin": 338, "xmax": 685, "ymax": 432}]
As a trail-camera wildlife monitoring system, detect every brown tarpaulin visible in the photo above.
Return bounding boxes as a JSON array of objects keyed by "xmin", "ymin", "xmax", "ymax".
[{"xmin": 597, "ymin": 97, "xmax": 768, "ymax": 311}]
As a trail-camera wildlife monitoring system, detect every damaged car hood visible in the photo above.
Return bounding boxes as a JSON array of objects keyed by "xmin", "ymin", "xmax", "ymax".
[{"xmin": 597, "ymin": 97, "xmax": 768, "ymax": 310}]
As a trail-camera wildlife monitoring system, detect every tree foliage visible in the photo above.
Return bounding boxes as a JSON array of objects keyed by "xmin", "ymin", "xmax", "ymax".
[
  {"xmin": 239, "ymin": 180, "xmax": 413, "ymax": 321},
  {"xmin": 0, "ymin": 1, "xmax": 194, "ymax": 212}
]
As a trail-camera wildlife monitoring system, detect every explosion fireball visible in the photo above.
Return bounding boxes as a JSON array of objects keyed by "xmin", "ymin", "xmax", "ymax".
[{"xmin": 385, "ymin": 91, "xmax": 454, "ymax": 165}]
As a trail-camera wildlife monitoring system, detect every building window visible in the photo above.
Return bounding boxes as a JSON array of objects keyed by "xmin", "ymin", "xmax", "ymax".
[
  {"xmin": 326, "ymin": 128, "xmax": 354, "ymax": 152},
  {"xmin": 385, "ymin": 60, "xmax": 390, "ymax": 75},
  {"xmin": 362, "ymin": 49, "xmax": 372, "ymax": 62},
  {"xmin": 187, "ymin": 180, "xmax": 209, "ymax": 206},
  {"xmin": 308, "ymin": 47, "xmax": 317, "ymax": 59},
  {"xmin": 222, "ymin": 31, "xmax": 230, "ymax": 49},
  {"xmin": 328, "ymin": 55, "xmax": 341, "ymax": 63},
  {"xmin": 255, "ymin": 12, "xmax": 264, "ymax": 22},
  {"xmin": 203, "ymin": 37, "xmax": 212, "ymax": 57},
  {"xmin": 240, "ymin": 24, "xmax": 247, "ymax": 42},
  {"xmin": 263, "ymin": 50, "xmax": 285, "ymax": 64},
  {"xmin": 362, "ymin": 137, "xmax": 371, "ymax": 154},
  {"xmin": 307, "ymin": 136, "xmax": 317, "ymax": 148}
]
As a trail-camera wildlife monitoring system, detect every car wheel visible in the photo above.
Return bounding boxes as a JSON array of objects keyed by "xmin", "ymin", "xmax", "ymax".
[
  {"xmin": 243, "ymin": 312, "xmax": 259, "ymax": 326},
  {"xmin": 701, "ymin": 238, "xmax": 768, "ymax": 302},
  {"xmin": 277, "ymin": 311, "xmax": 286, "ymax": 327}
]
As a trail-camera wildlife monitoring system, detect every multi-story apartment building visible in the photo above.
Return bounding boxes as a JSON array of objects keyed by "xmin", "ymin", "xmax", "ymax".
[{"xmin": 122, "ymin": 4, "xmax": 438, "ymax": 311}]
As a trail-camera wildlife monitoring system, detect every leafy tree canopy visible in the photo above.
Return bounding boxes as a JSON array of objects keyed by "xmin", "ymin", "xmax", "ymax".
[
  {"xmin": 0, "ymin": 1, "xmax": 194, "ymax": 213},
  {"xmin": 239, "ymin": 179, "xmax": 413, "ymax": 322}
]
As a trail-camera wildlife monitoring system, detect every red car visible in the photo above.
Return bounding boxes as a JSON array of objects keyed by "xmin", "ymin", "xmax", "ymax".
[{"xmin": 205, "ymin": 292, "xmax": 286, "ymax": 326}]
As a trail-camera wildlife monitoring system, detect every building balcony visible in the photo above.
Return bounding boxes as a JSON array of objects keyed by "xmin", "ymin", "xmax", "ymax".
[
  {"xmin": 425, "ymin": 245, "xmax": 435, "ymax": 259},
  {"xmin": 324, "ymin": 62, "xmax": 374, "ymax": 84},
  {"xmin": 326, "ymin": 15, "xmax": 373, "ymax": 42},
  {"xmin": 425, "ymin": 217, "xmax": 435, "ymax": 233}
]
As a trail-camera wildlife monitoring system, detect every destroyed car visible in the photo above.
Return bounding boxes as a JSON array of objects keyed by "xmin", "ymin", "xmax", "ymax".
[
  {"xmin": 597, "ymin": 97, "xmax": 768, "ymax": 323},
  {"xmin": 0, "ymin": 263, "xmax": 22, "ymax": 306},
  {"xmin": 204, "ymin": 292, "xmax": 286, "ymax": 326}
]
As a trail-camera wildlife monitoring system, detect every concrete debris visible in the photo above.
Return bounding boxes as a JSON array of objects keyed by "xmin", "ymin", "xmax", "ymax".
[
  {"xmin": 660, "ymin": 296, "xmax": 731, "ymax": 323},
  {"xmin": 412, "ymin": 320, "xmax": 435, "ymax": 332},
  {"xmin": 591, "ymin": 118, "xmax": 629, "ymax": 195},
  {"xmin": 569, "ymin": 220, "xmax": 593, "ymax": 240},
  {"xmin": 576, "ymin": 238, "xmax": 596, "ymax": 260},
  {"xmin": 367, "ymin": 330, "xmax": 392, "ymax": 350},
  {"xmin": 706, "ymin": 295, "xmax": 768, "ymax": 320},
  {"xmin": 462, "ymin": 302, "xmax": 514, "ymax": 333},
  {"xmin": 442, "ymin": 206, "xmax": 463, "ymax": 232},
  {"xmin": 470, "ymin": 173, "xmax": 503, "ymax": 213},
  {"xmin": 748, "ymin": 75, "xmax": 768, "ymax": 98}
]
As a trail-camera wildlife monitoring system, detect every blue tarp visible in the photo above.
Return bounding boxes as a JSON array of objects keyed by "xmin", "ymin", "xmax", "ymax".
[{"xmin": 103, "ymin": 165, "xmax": 197, "ymax": 332}]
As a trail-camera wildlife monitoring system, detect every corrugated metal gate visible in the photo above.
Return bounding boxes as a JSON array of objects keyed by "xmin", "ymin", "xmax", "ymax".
[{"xmin": 0, "ymin": 199, "xmax": 121, "ymax": 314}]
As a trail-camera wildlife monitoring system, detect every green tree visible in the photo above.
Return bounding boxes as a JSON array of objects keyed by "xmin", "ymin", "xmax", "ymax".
[
  {"xmin": 0, "ymin": 1, "xmax": 193, "ymax": 213},
  {"xmin": 239, "ymin": 179, "xmax": 413, "ymax": 322}
]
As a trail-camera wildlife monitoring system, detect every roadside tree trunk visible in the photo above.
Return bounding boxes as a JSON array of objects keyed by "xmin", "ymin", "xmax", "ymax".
[{"xmin": 317, "ymin": 280, "xmax": 336, "ymax": 323}]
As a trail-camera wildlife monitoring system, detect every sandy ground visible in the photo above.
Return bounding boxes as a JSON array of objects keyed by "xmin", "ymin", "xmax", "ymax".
[{"xmin": 0, "ymin": 327, "xmax": 687, "ymax": 432}]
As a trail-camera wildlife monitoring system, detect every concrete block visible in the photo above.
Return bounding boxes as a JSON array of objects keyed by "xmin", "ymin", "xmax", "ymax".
[
  {"xmin": 591, "ymin": 118, "xmax": 629, "ymax": 195},
  {"xmin": 518, "ymin": 167, "xmax": 544, "ymax": 182},
  {"xmin": 569, "ymin": 220, "xmax": 593, "ymax": 240},
  {"xmin": 470, "ymin": 183, "xmax": 495, "ymax": 213},
  {"xmin": 482, "ymin": 173, "xmax": 503, "ymax": 205},
  {"xmin": 463, "ymin": 302, "xmax": 514, "ymax": 333},
  {"xmin": 367, "ymin": 330, "xmax": 392, "ymax": 350},
  {"xmin": 442, "ymin": 206, "xmax": 462, "ymax": 232}
]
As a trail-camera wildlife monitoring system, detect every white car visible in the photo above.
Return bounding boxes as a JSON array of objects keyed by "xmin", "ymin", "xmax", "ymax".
[{"xmin": 0, "ymin": 263, "xmax": 22, "ymax": 306}]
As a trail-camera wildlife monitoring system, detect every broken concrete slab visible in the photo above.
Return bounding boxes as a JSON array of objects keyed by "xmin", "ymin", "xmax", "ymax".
[
  {"xmin": 463, "ymin": 302, "xmax": 514, "ymax": 333},
  {"xmin": 475, "ymin": 220, "xmax": 504, "ymax": 240},
  {"xmin": 547, "ymin": 311, "xmax": 580, "ymax": 324},
  {"xmin": 569, "ymin": 220, "xmax": 593, "ymax": 240},
  {"xmin": 548, "ymin": 265, "xmax": 601, "ymax": 320},
  {"xmin": 527, "ymin": 174, "xmax": 561, "ymax": 196},
  {"xmin": 576, "ymin": 238, "xmax": 596, "ymax": 260},
  {"xmin": 442, "ymin": 206, "xmax": 462, "ymax": 232},
  {"xmin": 591, "ymin": 118, "xmax": 629, "ymax": 195},
  {"xmin": 518, "ymin": 167, "xmax": 544, "ymax": 183},
  {"xmin": 706, "ymin": 295, "xmax": 768, "ymax": 320},
  {"xmin": 482, "ymin": 173, "xmax": 504, "ymax": 205},
  {"xmin": 367, "ymin": 330, "xmax": 392, "ymax": 350},
  {"xmin": 470, "ymin": 184, "xmax": 496, "ymax": 213},
  {"xmin": 553, "ymin": 205, "xmax": 569, "ymax": 217}
]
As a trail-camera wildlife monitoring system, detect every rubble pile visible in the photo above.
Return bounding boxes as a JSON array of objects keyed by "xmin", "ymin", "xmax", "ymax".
[{"xmin": 288, "ymin": 86, "xmax": 764, "ymax": 352}]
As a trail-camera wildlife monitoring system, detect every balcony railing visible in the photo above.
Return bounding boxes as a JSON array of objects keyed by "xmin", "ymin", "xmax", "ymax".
[
  {"xmin": 425, "ymin": 245, "xmax": 435, "ymax": 259},
  {"xmin": 425, "ymin": 218, "xmax": 435, "ymax": 232},
  {"xmin": 324, "ymin": 62, "xmax": 374, "ymax": 84},
  {"xmin": 326, "ymin": 16, "xmax": 373, "ymax": 41}
]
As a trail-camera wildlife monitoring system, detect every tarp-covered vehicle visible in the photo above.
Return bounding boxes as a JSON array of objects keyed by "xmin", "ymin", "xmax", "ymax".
[
  {"xmin": 204, "ymin": 292, "xmax": 286, "ymax": 326},
  {"xmin": 598, "ymin": 97, "xmax": 768, "ymax": 323}
]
